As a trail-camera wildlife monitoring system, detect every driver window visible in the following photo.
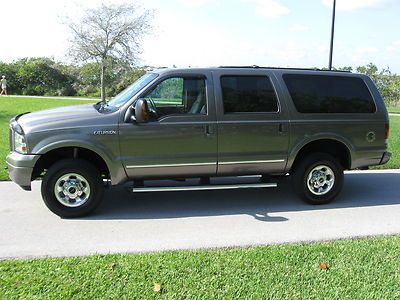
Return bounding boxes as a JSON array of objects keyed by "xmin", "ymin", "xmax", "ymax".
[{"xmin": 144, "ymin": 76, "xmax": 207, "ymax": 119}]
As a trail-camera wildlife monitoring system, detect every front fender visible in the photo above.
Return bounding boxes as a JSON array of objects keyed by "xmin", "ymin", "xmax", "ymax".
[{"xmin": 31, "ymin": 135, "xmax": 127, "ymax": 185}]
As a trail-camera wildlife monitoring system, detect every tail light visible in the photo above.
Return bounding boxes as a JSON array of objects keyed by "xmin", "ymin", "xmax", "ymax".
[{"xmin": 384, "ymin": 123, "xmax": 389, "ymax": 142}]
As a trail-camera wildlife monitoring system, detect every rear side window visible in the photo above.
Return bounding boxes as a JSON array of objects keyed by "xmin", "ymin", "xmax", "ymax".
[
  {"xmin": 283, "ymin": 74, "xmax": 376, "ymax": 113},
  {"xmin": 221, "ymin": 76, "xmax": 279, "ymax": 113}
]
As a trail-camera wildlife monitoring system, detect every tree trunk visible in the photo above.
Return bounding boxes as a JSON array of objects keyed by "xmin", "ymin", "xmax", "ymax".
[{"xmin": 100, "ymin": 60, "xmax": 106, "ymax": 102}]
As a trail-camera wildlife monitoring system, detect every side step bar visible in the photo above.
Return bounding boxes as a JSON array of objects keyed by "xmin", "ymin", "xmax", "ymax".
[{"xmin": 132, "ymin": 182, "xmax": 277, "ymax": 193}]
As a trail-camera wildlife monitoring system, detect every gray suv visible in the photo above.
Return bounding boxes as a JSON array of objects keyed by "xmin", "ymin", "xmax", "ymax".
[{"xmin": 6, "ymin": 67, "xmax": 391, "ymax": 217}]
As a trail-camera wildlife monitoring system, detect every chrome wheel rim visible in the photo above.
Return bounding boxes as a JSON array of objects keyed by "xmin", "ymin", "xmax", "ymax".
[
  {"xmin": 306, "ymin": 165, "xmax": 335, "ymax": 195},
  {"xmin": 54, "ymin": 173, "xmax": 91, "ymax": 207}
]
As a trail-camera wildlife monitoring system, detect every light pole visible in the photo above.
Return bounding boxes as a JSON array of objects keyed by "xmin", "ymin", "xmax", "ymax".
[{"xmin": 329, "ymin": 0, "xmax": 336, "ymax": 70}]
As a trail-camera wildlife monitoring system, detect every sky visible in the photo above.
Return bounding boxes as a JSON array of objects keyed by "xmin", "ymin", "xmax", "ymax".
[{"xmin": 1, "ymin": 0, "xmax": 399, "ymax": 72}]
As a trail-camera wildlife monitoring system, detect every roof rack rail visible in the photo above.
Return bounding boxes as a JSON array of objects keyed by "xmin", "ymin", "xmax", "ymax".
[{"xmin": 217, "ymin": 66, "xmax": 351, "ymax": 72}]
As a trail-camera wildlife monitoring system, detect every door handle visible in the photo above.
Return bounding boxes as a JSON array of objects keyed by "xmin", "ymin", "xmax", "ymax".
[
  {"xmin": 278, "ymin": 123, "xmax": 287, "ymax": 134},
  {"xmin": 204, "ymin": 124, "xmax": 214, "ymax": 137}
]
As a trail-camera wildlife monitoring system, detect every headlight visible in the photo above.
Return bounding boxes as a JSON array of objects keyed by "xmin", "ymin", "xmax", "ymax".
[{"xmin": 14, "ymin": 132, "xmax": 28, "ymax": 154}]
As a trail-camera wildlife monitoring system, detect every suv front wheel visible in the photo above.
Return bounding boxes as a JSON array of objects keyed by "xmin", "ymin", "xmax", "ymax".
[
  {"xmin": 41, "ymin": 159, "xmax": 104, "ymax": 218},
  {"xmin": 292, "ymin": 153, "xmax": 344, "ymax": 204}
]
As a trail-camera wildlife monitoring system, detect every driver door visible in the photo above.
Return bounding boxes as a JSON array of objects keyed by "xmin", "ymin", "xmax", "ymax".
[{"xmin": 119, "ymin": 73, "xmax": 217, "ymax": 179}]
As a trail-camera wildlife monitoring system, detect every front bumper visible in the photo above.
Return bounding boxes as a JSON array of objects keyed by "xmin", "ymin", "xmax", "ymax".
[
  {"xmin": 380, "ymin": 151, "xmax": 392, "ymax": 165},
  {"xmin": 6, "ymin": 152, "xmax": 40, "ymax": 191}
]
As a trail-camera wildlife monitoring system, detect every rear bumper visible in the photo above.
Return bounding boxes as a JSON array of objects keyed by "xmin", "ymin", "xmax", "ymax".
[
  {"xmin": 351, "ymin": 149, "xmax": 392, "ymax": 169},
  {"xmin": 6, "ymin": 152, "xmax": 40, "ymax": 191},
  {"xmin": 380, "ymin": 151, "xmax": 391, "ymax": 165}
]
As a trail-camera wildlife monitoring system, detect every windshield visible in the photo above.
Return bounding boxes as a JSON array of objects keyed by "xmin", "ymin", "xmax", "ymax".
[{"xmin": 106, "ymin": 73, "xmax": 158, "ymax": 108}]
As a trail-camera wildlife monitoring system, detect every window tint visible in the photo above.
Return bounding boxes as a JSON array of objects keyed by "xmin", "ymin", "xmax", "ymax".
[
  {"xmin": 220, "ymin": 76, "xmax": 279, "ymax": 113},
  {"xmin": 144, "ymin": 76, "xmax": 207, "ymax": 118},
  {"xmin": 283, "ymin": 74, "xmax": 376, "ymax": 113}
]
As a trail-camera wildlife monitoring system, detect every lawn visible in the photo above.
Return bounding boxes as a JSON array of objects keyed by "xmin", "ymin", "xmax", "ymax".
[
  {"xmin": 0, "ymin": 96, "xmax": 399, "ymax": 181},
  {"xmin": 388, "ymin": 106, "xmax": 400, "ymax": 114},
  {"xmin": 1, "ymin": 235, "xmax": 400, "ymax": 299},
  {"xmin": 376, "ymin": 115, "xmax": 400, "ymax": 169}
]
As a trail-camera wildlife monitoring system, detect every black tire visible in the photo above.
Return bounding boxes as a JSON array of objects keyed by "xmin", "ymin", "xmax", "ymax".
[
  {"xmin": 41, "ymin": 159, "xmax": 104, "ymax": 218},
  {"xmin": 292, "ymin": 153, "xmax": 343, "ymax": 205}
]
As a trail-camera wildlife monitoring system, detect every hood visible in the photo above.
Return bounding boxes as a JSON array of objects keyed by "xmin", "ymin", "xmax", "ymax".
[{"xmin": 17, "ymin": 103, "xmax": 117, "ymax": 134}]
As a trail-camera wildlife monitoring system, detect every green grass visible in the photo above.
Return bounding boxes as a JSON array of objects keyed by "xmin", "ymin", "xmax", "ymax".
[
  {"xmin": 373, "ymin": 115, "xmax": 400, "ymax": 169},
  {"xmin": 388, "ymin": 106, "xmax": 400, "ymax": 114},
  {"xmin": 1, "ymin": 235, "xmax": 400, "ymax": 299},
  {"xmin": 385, "ymin": 115, "xmax": 400, "ymax": 168},
  {"xmin": 0, "ymin": 96, "xmax": 96, "ymax": 180},
  {"xmin": 0, "ymin": 96, "xmax": 399, "ymax": 180}
]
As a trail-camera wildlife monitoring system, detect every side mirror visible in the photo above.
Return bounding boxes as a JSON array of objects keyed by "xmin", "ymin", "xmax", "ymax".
[
  {"xmin": 124, "ymin": 105, "xmax": 136, "ymax": 123},
  {"xmin": 134, "ymin": 98, "xmax": 150, "ymax": 123}
]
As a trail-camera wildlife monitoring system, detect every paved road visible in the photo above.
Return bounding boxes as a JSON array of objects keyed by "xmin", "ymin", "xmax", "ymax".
[{"xmin": 1, "ymin": 170, "xmax": 399, "ymax": 259}]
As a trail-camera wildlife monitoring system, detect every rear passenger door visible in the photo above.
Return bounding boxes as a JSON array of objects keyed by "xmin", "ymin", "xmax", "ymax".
[{"xmin": 213, "ymin": 70, "xmax": 289, "ymax": 175}]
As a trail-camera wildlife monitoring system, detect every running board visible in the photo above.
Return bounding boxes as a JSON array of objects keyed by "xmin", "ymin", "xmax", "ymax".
[{"xmin": 132, "ymin": 182, "xmax": 277, "ymax": 193}]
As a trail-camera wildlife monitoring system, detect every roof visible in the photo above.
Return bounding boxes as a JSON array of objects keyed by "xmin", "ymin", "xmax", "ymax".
[
  {"xmin": 152, "ymin": 66, "xmax": 351, "ymax": 72},
  {"xmin": 217, "ymin": 65, "xmax": 351, "ymax": 72}
]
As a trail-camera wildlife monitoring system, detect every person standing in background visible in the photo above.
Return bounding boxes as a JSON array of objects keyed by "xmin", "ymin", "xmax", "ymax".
[{"xmin": 1, "ymin": 75, "xmax": 8, "ymax": 96}]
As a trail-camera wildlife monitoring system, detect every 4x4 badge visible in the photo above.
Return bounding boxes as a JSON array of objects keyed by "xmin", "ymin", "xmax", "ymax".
[{"xmin": 366, "ymin": 131, "xmax": 376, "ymax": 142}]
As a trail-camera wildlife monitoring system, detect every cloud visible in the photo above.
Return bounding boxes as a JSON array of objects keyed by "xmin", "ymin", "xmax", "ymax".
[
  {"xmin": 248, "ymin": 0, "xmax": 290, "ymax": 18},
  {"xmin": 322, "ymin": 0, "xmax": 390, "ymax": 11},
  {"xmin": 355, "ymin": 47, "xmax": 379, "ymax": 54},
  {"xmin": 386, "ymin": 40, "xmax": 400, "ymax": 53},
  {"xmin": 178, "ymin": 0, "xmax": 216, "ymax": 6},
  {"xmin": 289, "ymin": 24, "xmax": 309, "ymax": 32},
  {"xmin": 142, "ymin": 11, "xmax": 246, "ymax": 67}
]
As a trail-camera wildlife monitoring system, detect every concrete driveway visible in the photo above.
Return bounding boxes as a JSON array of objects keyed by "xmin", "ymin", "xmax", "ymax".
[{"xmin": 0, "ymin": 169, "xmax": 399, "ymax": 259}]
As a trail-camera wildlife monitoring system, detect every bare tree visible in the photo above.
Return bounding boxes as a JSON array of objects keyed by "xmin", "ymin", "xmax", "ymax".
[{"xmin": 65, "ymin": 2, "xmax": 153, "ymax": 102}]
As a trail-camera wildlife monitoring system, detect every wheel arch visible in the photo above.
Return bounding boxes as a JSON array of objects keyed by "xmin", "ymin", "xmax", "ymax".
[
  {"xmin": 32, "ymin": 142, "xmax": 126, "ymax": 185},
  {"xmin": 288, "ymin": 137, "xmax": 353, "ymax": 172}
]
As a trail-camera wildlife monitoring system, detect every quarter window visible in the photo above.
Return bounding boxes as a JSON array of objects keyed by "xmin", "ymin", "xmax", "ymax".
[
  {"xmin": 220, "ymin": 76, "xmax": 279, "ymax": 113},
  {"xmin": 283, "ymin": 74, "xmax": 376, "ymax": 113}
]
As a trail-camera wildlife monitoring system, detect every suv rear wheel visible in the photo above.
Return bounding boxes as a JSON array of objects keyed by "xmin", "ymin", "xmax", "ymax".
[
  {"xmin": 41, "ymin": 159, "xmax": 104, "ymax": 218},
  {"xmin": 292, "ymin": 153, "xmax": 343, "ymax": 204}
]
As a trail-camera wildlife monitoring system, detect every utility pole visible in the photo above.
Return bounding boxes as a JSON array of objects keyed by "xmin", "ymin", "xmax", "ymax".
[{"xmin": 329, "ymin": 0, "xmax": 336, "ymax": 70}]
